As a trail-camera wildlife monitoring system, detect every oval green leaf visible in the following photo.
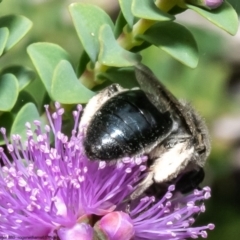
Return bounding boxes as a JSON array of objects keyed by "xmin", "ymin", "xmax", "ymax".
[
  {"xmin": 1, "ymin": 66, "xmax": 36, "ymax": 91},
  {"xmin": 0, "ymin": 74, "xmax": 18, "ymax": 111},
  {"xmin": 138, "ymin": 22, "xmax": 199, "ymax": 68},
  {"xmin": 77, "ymin": 50, "xmax": 90, "ymax": 77},
  {"xmin": 132, "ymin": 0, "xmax": 174, "ymax": 21},
  {"xmin": 25, "ymin": 78, "xmax": 48, "ymax": 109},
  {"xmin": 0, "ymin": 27, "xmax": 9, "ymax": 56},
  {"xmin": 12, "ymin": 91, "xmax": 37, "ymax": 114},
  {"xmin": 27, "ymin": 42, "xmax": 70, "ymax": 96},
  {"xmin": 99, "ymin": 24, "xmax": 141, "ymax": 67},
  {"xmin": 10, "ymin": 103, "xmax": 40, "ymax": 142},
  {"xmin": 119, "ymin": 0, "xmax": 134, "ymax": 27},
  {"xmin": 69, "ymin": 3, "xmax": 114, "ymax": 63},
  {"xmin": 0, "ymin": 15, "xmax": 32, "ymax": 52},
  {"xmin": 0, "ymin": 112, "xmax": 14, "ymax": 145},
  {"xmin": 51, "ymin": 60, "xmax": 95, "ymax": 104},
  {"xmin": 99, "ymin": 67, "xmax": 139, "ymax": 88},
  {"xmin": 114, "ymin": 12, "xmax": 128, "ymax": 38},
  {"xmin": 187, "ymin": 1, "xmax": 239, "ymax": 35}
]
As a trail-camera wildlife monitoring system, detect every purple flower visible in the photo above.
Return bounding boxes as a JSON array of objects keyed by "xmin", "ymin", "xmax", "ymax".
[
  {"xmin": 187, "ymin": 0, "xmax": 223, "ymax": 9},
  {"xmin": 0, "ymin": 103, "xmax": 214, "ymax": 239}
]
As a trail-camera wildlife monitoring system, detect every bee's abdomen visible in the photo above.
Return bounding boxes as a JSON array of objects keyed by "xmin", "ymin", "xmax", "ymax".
[{"xmin": 84, "ymin": 90, "xmax": 173, "ymax": 160}]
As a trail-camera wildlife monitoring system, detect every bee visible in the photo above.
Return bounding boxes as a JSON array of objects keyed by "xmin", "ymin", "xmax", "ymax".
[{"xmin": 80, "ymin": 64, "xmax": 210, "ymax": 199}]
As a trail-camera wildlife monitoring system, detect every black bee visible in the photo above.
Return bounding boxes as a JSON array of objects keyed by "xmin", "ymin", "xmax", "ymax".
[{"xmin": 80, "ymin": 64, "xmax": 210, "ymax": 199}]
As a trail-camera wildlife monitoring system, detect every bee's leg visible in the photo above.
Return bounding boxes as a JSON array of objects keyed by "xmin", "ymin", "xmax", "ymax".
[
  {"xmin": 130, "ymin": 172, "xmax": 154, "ymax": 200},
  {"xmin": 125, "ymin": 203, "xmax": 131, "ymax": 214},
  {"xmin": 175, "ymin": 168, "xmax": 205, "ymax": 194},
  {"xmin": 130, "ymin": 137, "xmax": 195, "ymax": 200}
]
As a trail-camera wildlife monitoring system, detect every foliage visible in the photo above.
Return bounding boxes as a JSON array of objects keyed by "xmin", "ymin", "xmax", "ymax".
[
  {"xmin": 0, "ymin": 12, "xmax": 36, "ymax": 144},
  {"xmin": 0, "ymin": 0, "xmax": 238, "ymax": 146},
  {"xmin": 0, "ymin": 1, "xmax": 239, "ymax": 239}
]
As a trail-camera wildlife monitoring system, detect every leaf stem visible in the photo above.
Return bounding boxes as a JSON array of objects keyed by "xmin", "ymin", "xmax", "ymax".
[
  {"xmin": 155, "ymin": 0, "xmax": 179, "ymax": 12},
  {"xmin": 118, "ymin": 19, "xmax": 155, "ymax": 50},
  {"xmin": 79, "ymin": 0, "xmax": 180, "ymax": 88}
]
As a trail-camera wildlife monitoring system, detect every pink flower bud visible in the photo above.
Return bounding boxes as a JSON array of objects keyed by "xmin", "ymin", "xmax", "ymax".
[
  {"xmin": 95, "ymin": 211, "xmax": 135, "ymax": 240},
  {"xmin": 57, "ymin": 223, "xmax": 93, "ymax": 240},
  {"xmin": 187, "ymin": 0, "xmax": 223, "ymax": 9}
]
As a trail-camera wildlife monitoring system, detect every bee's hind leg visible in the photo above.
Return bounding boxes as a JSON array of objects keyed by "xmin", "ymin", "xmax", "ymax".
[{"xmin": 130, "ymin": 172, "xmax": 154, "ymax": 200}]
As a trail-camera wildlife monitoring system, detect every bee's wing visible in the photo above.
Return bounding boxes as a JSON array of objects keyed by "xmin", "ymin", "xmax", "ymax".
[
  {"xmin": 135, "ymin": 64, "xmax": 210, "ymax": 168},
  {"xmin": 134, "ymin": 64, "xmax": 196, "ymax": 136},
  {"xmin": 134, "ymin": 64, "xmax": 179, "ymax": 113}
]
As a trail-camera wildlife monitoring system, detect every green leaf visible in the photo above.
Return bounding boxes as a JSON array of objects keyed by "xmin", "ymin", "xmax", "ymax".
[
  {"xmin": 77, "ymin": 50, "xmax": 90, "ymax": 77},
  {"xmin": 99, "ymin": 24, "xmax": 141, "ymax": 67},
  {"xmin": 69, "ymin": 3, "xmax": 114, "ymax": 63},
  {"xmin": 27, "ymin": 43, "xmax": 70, "ymax": 96},
  {"xmin": 91, "ymin": 79, "xmax": 113, "ymax": 92},
  {"xmin": 51, "ymin": 60, "xmax": 95, "ymax": 104},
  {"xmin": 0, "ymin": 15, "xmax": 32, "ymax": 52},
  {"xmin": 119, "ymin": 0, "xmax": 134, "ymax": 27},
  {"xmin": 99, "ymin": 67, "xmax": 139, "ymax": 88},
  {"xmin": 0, "ymin": 74, "xmax": 18, "ymax": 111},
  {"xmin": 12, "ymin": 91, "xmax": 37, "ymax": 114},
  {"xmin": 138, "ymin": 22, "xmax": 198, "ymax": 68},
  {"xmin": 10, "ymin": 103, "xmax": 40, "ymax": 142},
  {"xmin": 132, "ymin": 0, "xmax": 174, "ymax": 21},
  {"xmin": 25, "ymin": 77, "xmax": 47, "ymax": 109},
  {"xmin": 131, "ymin": 41, "xmax": 151, "ymax": 53},
  {"xmin": 0, "ymin": 27, "xmax": 9, "ymax": 56},
  {"xmin": 114, "ymin": 12, "xmax": 128, "ymax": 38},
  {"xmin": 0, "ymin": 112, "xmax": 14, "ymax": 145},
  {"xmin": 1, "ymin": 66, "xmax": 36, "ymax": 91},
  {"xmin": 168, "ymin": 5, "xmax": 186, "ymax": 15},
  {"xmin": 187, "ymin": 1, "xmax": 239, "ymax": 35}
]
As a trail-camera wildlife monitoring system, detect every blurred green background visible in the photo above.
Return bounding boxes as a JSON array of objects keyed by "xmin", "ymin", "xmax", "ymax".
[{"xmin": 0, "ymin": 0, "xmax": 240, "ymax": 239}]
